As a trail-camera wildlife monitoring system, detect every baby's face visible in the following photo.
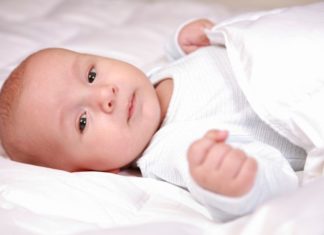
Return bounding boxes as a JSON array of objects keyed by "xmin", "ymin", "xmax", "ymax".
[{"xmin": 16, "ymin": 48, "xmax": 161, "ymax": 171}]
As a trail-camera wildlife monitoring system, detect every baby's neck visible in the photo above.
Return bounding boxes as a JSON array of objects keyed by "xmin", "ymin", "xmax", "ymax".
[{"xmin": 154, "ymin": 77, "xmax": 173, "ymax": 125}]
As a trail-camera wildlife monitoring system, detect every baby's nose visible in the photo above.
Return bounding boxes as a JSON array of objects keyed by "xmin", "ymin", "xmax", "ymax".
[{"xmin": 95, "ymin": 84, "xmax": 118, "ymax": 113}]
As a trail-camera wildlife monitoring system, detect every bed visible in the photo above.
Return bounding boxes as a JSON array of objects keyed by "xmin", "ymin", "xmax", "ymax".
[{"xmin": 1, "ymin": 0, "xmax": 324, "ymax": 234}]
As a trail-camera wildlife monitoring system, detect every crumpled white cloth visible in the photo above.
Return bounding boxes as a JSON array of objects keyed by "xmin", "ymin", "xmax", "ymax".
[{"xmin": 206, "ymin": 2, "xmax": 324, "ymax": 184}]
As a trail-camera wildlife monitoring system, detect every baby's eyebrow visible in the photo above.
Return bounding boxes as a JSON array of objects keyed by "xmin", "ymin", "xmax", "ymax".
[
  {"xmin": 71, "ymin": 55, "xmax": 81, "ymax": 79},
  {"xmin": 57, "ymin": 103, "xmax": 67, "ymax": 135}
]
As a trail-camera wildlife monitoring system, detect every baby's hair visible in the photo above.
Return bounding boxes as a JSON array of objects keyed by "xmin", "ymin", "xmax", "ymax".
[
  {"xmin": 0, "ymin": 58, "xmax": 29, "ymax": 160},
  {"xmin": 0, "ymin": 49, "xmax": 78, "ymax": 170}
]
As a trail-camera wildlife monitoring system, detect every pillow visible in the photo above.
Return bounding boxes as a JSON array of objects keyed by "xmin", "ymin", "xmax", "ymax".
[{"xmin": 206, "ymin": 2, "xmax": 324, "ymax": 183}]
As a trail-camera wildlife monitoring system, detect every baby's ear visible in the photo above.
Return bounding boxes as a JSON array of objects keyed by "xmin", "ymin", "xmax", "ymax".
[
  {"xmin": 108, "ymin": 168, "xmax": 120, "ymax": 174},
  {"xmin": 0, "ymin": 143, "xmax": 7, "ymax": 156}
]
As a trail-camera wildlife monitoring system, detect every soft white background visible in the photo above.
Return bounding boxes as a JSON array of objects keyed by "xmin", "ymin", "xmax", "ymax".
[{"xmin": 1, "ymin": 1, "xmax": 324, "ymax": 235}]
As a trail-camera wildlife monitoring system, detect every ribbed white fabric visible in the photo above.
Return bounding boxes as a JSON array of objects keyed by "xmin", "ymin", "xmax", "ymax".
[{"xmin": 136, "ymin": 46, "xmax": 306, "ymax": 221}]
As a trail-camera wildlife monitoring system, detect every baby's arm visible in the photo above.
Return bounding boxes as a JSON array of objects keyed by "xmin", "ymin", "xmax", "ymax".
[{"xmin": 188, "ymin": 130, "xmax": 257, "ymax": 197}]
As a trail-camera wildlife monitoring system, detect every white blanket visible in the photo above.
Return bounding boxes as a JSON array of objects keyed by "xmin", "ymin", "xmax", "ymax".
[
  {"xmin": 206, "ymin": 2, "xmax": 324, "ymax": 183},
  {"xmin": 1, "ymin": 1, "xmax": 324, "ymax": 234}
]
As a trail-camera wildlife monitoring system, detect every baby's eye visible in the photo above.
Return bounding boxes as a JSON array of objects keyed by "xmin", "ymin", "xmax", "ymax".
[
  {"xmin": 79, "ymin": 112, "xmax": 87, "ymax": 133},
  {"xmin": 88, "ymin": 67, "xmax": 96, "ymax": 83}
]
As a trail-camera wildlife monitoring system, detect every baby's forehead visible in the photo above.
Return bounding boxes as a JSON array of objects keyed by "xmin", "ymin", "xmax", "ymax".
[
  {"xmin": 27, "ymin": 48, "xmax": 77, "ymax": 66},
  {"xmin": 18, "ymin": 50, "xmax": 73, "ymax": 99},
  {"xmin": 23, "ymin": 49, "xmax": 78, "ymax": 81}
]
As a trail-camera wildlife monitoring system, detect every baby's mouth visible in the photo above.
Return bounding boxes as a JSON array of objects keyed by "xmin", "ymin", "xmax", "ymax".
[{"xmin": 127, "ymin": 93, "xmax": 135, "ymax": 122}]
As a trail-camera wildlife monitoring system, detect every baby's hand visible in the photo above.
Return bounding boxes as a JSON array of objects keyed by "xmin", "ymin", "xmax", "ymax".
[
  {"xmin": 178, "ymin": 19, "xmax": 214, "ymax": 54},
  {"xmin": 188, "ymin": 130, "xmax": 258, "ymax": 197}
]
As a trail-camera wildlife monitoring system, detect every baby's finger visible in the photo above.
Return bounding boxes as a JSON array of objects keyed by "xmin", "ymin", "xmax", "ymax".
[
  {"xmin": 218, "ymin": 149, "xmax": 246, "ymax": 180},
  {"xmin": 182, "ymin": 45, "xmax": 201, "ymax": 54},
  {"xmin": 237, "ymin": 157, "xmax": 258, "ymax": 181},
  {"xmin": 204, "ymin": 129, "xmax": 228, "ymax": 143},
  {"xmin": 201, "ymin": 143, "xmax": 231, "ymax": 170},
  {"xmin": 182, "ymin": 35, "xmax": 211, "ymax": 54},
  {"xmin": 188, "ymin": 137, "xmax": 215, "ymax": 166},
  {"xmin": 232, "ymin": 157, "xmax": 258, "ymax": 196},
  {"xmin": 201, "ymin": 19, "xmax": 214, "ymax": 30}
]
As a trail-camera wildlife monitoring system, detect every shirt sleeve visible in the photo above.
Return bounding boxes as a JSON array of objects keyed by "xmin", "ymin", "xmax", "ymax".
[
  {"xmin": 165, "ymin": 12, "xmax": 274, "ymax": 60},
  {"xmin": 186, "ymin": 140, "xmax": 299, "ymax": 222}
]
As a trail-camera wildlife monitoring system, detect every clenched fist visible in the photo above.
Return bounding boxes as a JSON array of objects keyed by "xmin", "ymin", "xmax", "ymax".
[
  {"xmin": 178, "ymin": 19, "xmax": 214, "ymax": 54},
  {"xmin": 188, "ymin": 130, "xmax": 258, "ymax": 197}
]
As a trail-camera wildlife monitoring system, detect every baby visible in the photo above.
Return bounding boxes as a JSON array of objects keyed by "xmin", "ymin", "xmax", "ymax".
[{"xmin": 0, "ymin": 19, "xmax": 305, "ymax": 221}]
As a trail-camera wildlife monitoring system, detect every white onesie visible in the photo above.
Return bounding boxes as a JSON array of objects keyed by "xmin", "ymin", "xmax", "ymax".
[{"xmin": 136, "ymin": 46, "xmax": 306, "ymax": 222}]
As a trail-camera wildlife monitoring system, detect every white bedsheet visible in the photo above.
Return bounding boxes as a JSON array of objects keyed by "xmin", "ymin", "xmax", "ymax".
[
  {"xmin": 1, "ymin": 0, "xmax": 324, "ymax": 234},
  {"xmin": 1, "ymin": 156, "xmax": 324, "ymax": 235},
  {"xmin": 0, "ymin": 0, "xmax": 230, "ymax": 81}
]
